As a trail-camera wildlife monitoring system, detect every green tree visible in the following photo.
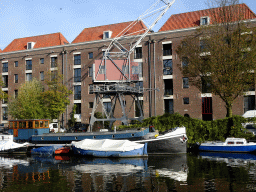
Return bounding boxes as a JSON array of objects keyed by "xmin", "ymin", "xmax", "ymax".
[
  {"xmin": 68, "ymin": 104, "xmax": 77, "ymax": 128},
  {"xmin": 8, "ymin": 79, "xmax": 46, "ymax": 119},
  {"xmin": 41, "ymin": 70, "xmax": 72, "ymax": 120},
  {"xmin": 176, "ymin": 0, "xmax": 256, "ymax": 117}
]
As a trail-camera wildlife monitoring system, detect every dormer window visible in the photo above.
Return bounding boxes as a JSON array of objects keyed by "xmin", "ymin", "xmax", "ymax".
[
  {"xmin": 27, "ymin": 42, "xmax": 35, "ymax": 49},
  {"xmin": 103, "ymin": 31, "xmax": 112, "ymax": 39},
  {"xmin": 200, "ymin": 16, "xmax": 210, "ymax": 26}
]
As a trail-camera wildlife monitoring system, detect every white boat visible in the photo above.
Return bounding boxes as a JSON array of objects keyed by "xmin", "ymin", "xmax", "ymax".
[
  {"xmin": 71, "ymin": 139, "xmax": 147, "ymax": 157},
  {"xmin": 137, "ymin": 126, "xmax": 187, "ymax": 154},
  {"xmin": 0, "ymin": 134, "xmax": 29, "ymax": 154},
  {"xmin": 198, "ymin": 137, "xmax": 256, "ymax": 153}
]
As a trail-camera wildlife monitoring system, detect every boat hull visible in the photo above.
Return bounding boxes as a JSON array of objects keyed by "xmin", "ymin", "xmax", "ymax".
[
  {"xmin": 30, "ymin": 128, "xmax": 150, "ymax": 144},
  {"xmin": 142, "ymin": 127, "xmax": 187, "ymax": 154},
  {"xmin": 0, "ymin": 146, "xmax": 28, "ymax": 154},
  {"xmin": 198, "ymin": 145, "xmax": 256, "ymax": 153},
  {"xmin": 72, "ymin": 143, "xmax": 147, "ymax": 157},
  {"xmin": 147, "ymin": 136, "xmax": 187, "ymax": 154}
]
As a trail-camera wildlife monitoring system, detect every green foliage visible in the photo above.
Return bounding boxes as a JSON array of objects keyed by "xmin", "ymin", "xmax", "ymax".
[
  {"xmin": 119, "ymin": 113, "xmax": 254, "ymax": 144},
  {"xmin": 8, "ymin": 79, "xmax": 47, "ymax": 119},
  {"xmin": 8, "ymin": 69, "xmax": 72, "ymax": 120},
  {"xmin": 41, "ymin": 70, "xmax": 72, "ymax": 119},
  {"xmin": 68, "ymin": 105, "xmax": 77, "ymax": 127}
]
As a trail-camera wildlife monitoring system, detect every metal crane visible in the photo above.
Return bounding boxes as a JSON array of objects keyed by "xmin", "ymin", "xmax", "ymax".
[{"xmin": 89, "ymin": 0, "xmax": 175, "ymax": 130}]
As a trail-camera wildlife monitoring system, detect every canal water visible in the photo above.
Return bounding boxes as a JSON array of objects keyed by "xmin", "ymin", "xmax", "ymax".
[{"xmin": 0, "ymin": 153, "xmax": 256, "ymax": 191}]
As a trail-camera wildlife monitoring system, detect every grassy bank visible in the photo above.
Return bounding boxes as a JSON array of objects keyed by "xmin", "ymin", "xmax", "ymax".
[{"xmin": 119, "ymin": 113, "xmax": 255, "ymax": 144}]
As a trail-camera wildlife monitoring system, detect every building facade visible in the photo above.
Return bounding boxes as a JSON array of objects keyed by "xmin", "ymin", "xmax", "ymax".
[{"xmin": 0, "ymin": 4, "xmax": 256, "ymax": 127}]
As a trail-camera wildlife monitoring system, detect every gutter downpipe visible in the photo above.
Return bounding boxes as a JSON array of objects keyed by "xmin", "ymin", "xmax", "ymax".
[
  {"xmin": 148, "ymin": 37, "xmax": 152, "ymax": 117},
  {"xmin": 153, "ymin": 39, "xmax": 156, "ymax": 116},
  {"xmin": 62, "ymin": 49, "xmax": 65, "ymax": 130}
]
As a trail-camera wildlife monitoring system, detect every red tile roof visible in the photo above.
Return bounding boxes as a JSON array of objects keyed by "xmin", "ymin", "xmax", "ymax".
[
  {"xmin": 160, "ymin": 3, "xmax": 256, "ymax": 32},
  {"xmin": 3, "ymin": 32, "xmax": 69, "ymax": 53},
  {"xmin": 0, "ymin": 49, "xmax": 2, "ymax": 53},
  {"xmin": 72, "ymin": 21, "xmax": 147, "ymax": 44}
]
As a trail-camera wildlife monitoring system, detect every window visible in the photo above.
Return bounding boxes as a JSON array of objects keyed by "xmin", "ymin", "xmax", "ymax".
[
  {"xmin": 2, "ymin": 107, "xmax": 8, "ymax": 121},
  {"xmin": 202, "ymin": 76, "xmax": 211, "ymax": 93},
  {"xmin": 164, "ymin": 79, "xmax": 173, "ymax": 95},
  {"xmin": 51, "ymin": 71, "xmax": 57, "ymax": 81},
  {"xmin": 88, "ymin": 52, "xmax": 93, "ymax": 59},
  {"xmin": 99, "ymin": 65, "xmax": 105, "ymax": 74},
  {"xmin": 134, "ymin": 47, "xmax": 142, "ymax": 59},
  {"xmin": 27, "ymin": 42, "xmax": 35, "ymax": 49},
  {"xmin": 103, "ymin": 102, "xmax": 111, "ymax": 113},
  {"xmin": 26, "ymin": 60, "xmax": 32, "ymax": 70},
  {"xmin": 163, "ymin": 43, "xmax": 172, "ymax": 56},
  {"xmin": 200, "ymin": 39, "xmax": 208, "ymax": 52},
  {"xmin": 122, "ymin": 65, "xmax": 128, "ymax": 74},
  {"xmin": 74, "ymin": 68, "xmax": 81, "ymax": 82},
  {"xmin": 74, "ymin": 85, "xmax": 81, "ymax": 100},
  {"xmin": 74, "ymin": 54, "xmax": 81, "ymax": 65},
  {"xmin": 14, "ymin": 90, "xmax": 18, "ymax": 98},
  {"xmin": 14, "ymin": 74, "xmax": 18, "ymax": 83},
  {"xmin": 135, "ymin": 81, "xmax": 143, "ymax": 89},
  {"xmin": 2, "ymin": 62, "xmax": 8, "ymax": 72},
  {"xmin": 163, "ymin": 59, "xmax": 172, "ymax": 75},
  {"xmin": 51, "ymin": 57, "xmax": 57, "ymax": 68},
  {"xmin": 244, "ymin": 96, "xmax": 255, "ymax": 113},
  {"xmin": 89, "ymin": 84, "xmax": 93, "ymax": 94},
  {"xmin": 14, "ymin": 61, "xmax": 18, "ymax": 67},
  {"xmin": 183, "ymin": 77, "xmax": 189, "ymax": 88},
  {"xmin": 2, "ymin": 91, "xmax": 8, "ymax": 104},
  {"xmin": 200, "ymin": 16, "xmax": 210, "ymax": 25},
  {"xmin": 26, "ymin": 73, "xmax": 32, "ymax": 81},
  {"xmin": 183, "ymin": 97, "xmax": 189, "ymax": 104},
  {"xmin": 89, "ymin": 67, "xmax": 93, "ymax": 77},
  {"xmin": 40, "ymin": 58, "xmax": 44, "ymax": 64},
  {"xmin": 2, "ymin": 76, "xmax": 8, "ymax": 88},
  {"xmin": 74, "ymin": 103, "xmax": 81, "ymax": 114},
  {"xmin": 135, "ymin": 100, "xmax": 143, "ymax": 117},
  {"xmin": 182, "ymin": 57, "xmax": 188, "ymax": 68},
  {"xmin": 89, "ymin": 102, "xmax": 94, "ymax": 108},
  {"xmin": 132, "ymin": 66, "xmax": 139, "ymax": 75},
  {"xmin": 103, "ymin": 31, "xmax": 112, "ymax": 39},
  {"xmin": 40, "ymin": 71, "xmax": 44, "ymax": 81},
  {"xmin": 165, "ymin": 99, "xmax": 174, "ymax": 114}
]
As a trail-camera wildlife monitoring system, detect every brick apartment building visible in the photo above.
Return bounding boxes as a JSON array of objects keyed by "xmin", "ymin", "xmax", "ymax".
[{"xmin": 0, "ymin": 4, "xmax": 255, "ymax": 127}]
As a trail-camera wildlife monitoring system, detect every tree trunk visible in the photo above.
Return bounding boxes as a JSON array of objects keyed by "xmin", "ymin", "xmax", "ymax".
[{"xmin": 226, "ymin": 103, "xmax": 233, "ymax": 117}]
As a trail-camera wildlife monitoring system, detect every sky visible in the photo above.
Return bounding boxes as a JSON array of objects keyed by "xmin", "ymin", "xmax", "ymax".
[{"xmin": 0, "ymin": 0, "xmax": 255, "ymax": 50}]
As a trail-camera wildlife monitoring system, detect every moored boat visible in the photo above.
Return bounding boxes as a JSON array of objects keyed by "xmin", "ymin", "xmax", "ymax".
[
  {"xmin": 198, "ymin": 137, "xmax": 256, "ymax": 153},
  {"xmin": 31, "ymin": 145, "xmax": 68, "ymax": 156},
  {"xmin": 0, "ymin": 134, "xmax": 29, "ymax": 154},
  {"xmin": 71, "ymin": 139, "xmax": 147, "ymax": 157},
  {"xmin": 137, "ymin": 126, "xmax": 187, "ymax": 154}
]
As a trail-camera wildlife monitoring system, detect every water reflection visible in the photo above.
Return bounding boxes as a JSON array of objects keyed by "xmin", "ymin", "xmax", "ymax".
[
  {"xmin": 0, "ymin": 154, "xmax": 188, "ymax": 192},
  {"xmin": 2, "ymin": 152, "xmax": 256, "ymax": 191}
]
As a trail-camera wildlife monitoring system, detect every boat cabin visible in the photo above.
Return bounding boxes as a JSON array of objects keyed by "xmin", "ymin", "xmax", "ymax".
[
  {"xmin": 8, "ymin": 119, "xmax": 50, "ymax": 142},
  {"xmin": 224, "ymin": 138, "xmax": 247, "ymax": 145}
]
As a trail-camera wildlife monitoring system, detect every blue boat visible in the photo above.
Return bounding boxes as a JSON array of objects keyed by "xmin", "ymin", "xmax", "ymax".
[
  {"xmin": 198, "ymin": 137, "xmax": 256, "ymax": 153},
  {"xmin": 31, "ymin": 145, "xmax": 64, "ymax": 156},
  {"xmin": 71, "ymin": 139, "xmax": 148, "ymax": 157},
  {"xmin": 8, "ymin": 119, "xmax": 153, "ymax": 144}
]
